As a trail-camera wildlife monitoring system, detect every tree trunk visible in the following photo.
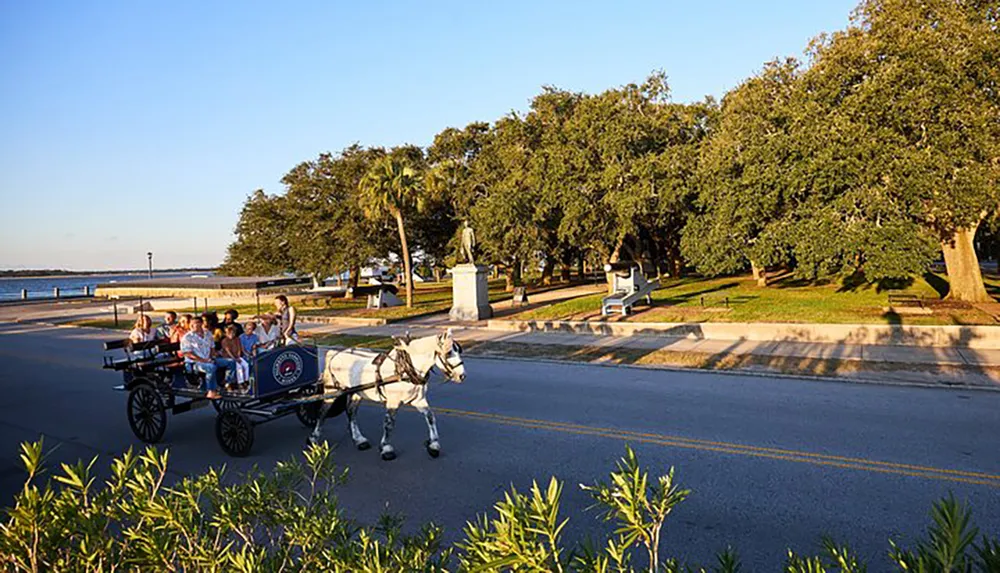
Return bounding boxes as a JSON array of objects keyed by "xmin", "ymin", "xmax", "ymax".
[
  {"xmin": 751, "ymin": 260, "xmax": 768, "ymax": 287},
  {"xmin": 541, "ymin": 256, "xmax": 554, "ymax": 286},
  {"xmin": 503, "ymin": 260, "xmax": 521, "ymax": 292},
  {"xmin": 395, "ymin": 212, "xmax": 414, "ymax": 308},
  {"xmin": 345, "ymin": 265, "xmax": 360, "ymax": 298},
  {"xmin": 664, "ymin": 241, "xmax": 683, "ymax": 279},
  {"xmin": 942, "ymin": 222, "xmax": 991, "ymax": 303},
  {"xmin": 433, "ymin": 266, "xmax": 442, "ymax": 283},
  {"xmin": 606, "ymin": 237, "xmax": 625, "ymax": 295},
  {"xmin": 578, "ymin": 254, "xmax": 586, "ymax": 280}
]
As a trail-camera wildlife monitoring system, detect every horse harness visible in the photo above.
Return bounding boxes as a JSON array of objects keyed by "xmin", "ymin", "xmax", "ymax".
[
  {"xmin": 369, "ymin": 341, "xmax": 464, "ymax": 399},
  {"xmin": 370, "ymin": 346, "xmax": 427, "ymax": 399}
]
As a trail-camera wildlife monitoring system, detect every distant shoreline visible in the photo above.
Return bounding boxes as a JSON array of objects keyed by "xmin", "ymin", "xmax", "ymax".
[{"xmin": 0, "ymin": 269, "xmax": 216, "ymax": 280}]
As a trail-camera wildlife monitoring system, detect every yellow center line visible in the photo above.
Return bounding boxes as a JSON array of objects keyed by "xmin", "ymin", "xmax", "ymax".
[{"xmin": 436, "ymin": 407, "xmax": 1000, "ymax": 489}]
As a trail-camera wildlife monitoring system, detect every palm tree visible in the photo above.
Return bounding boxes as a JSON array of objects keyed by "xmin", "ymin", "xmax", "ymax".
[{"xmin": 359, "ymin": 157, "xmax": 422, "ymax": 308}]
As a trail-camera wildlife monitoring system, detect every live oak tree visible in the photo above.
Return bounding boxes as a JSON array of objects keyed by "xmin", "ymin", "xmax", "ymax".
[
  {"xmin": 683, "ymin": 60, "xmax": 802, "ymax": 286},
  {"xmin": 279, "ymin": 146, "xmax": 391, "ymax": 290},
  {"xmin": 527, "ymin": 87, "xmax": 588, "ymax": 284},
  {"xmin": 557, "ymin": 73, "xmax": 708, "ymax": 291},
  {"xmin": 359, "ymin": 155, "xmax": 423, "ymax": 307},
  {"xmin": 800, "ymin": 0, "xmax": 999, "ymax": 300},
  {"xmin": 423, "ymin": 122, "xmax": 490, "ymax": 279},
  {"xmin": 220, "ymin": 189, "xmax": 295, "ymax": 276},
  {"xmin": 466, "ymin": 115, "xmax": 544, "ymax": 291}
]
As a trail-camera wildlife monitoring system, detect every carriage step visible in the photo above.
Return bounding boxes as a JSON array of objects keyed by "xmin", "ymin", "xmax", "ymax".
[{"xmin": 241, "ymin": 407, "xmax": 281, "ymax": 417}]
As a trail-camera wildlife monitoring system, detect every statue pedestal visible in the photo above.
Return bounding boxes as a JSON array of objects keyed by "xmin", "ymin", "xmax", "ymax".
[{"xmin": 449, "ymin": 264, "xmax": 493, "ymax": 321}]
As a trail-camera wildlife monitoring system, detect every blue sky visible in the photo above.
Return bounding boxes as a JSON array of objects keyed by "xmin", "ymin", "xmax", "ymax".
[{"xmin": 0, "ymin": 1, "xmax": 856, "ymax": 271}]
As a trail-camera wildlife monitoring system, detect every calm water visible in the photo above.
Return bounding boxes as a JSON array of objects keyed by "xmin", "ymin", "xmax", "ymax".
[{"xmin": 0, "ymin": 272, "xmax": 211, "ymax": 301}]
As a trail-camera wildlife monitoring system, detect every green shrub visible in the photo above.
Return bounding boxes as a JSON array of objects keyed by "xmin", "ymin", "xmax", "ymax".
[{"xmin": 1, "ymin": 440, "xmax": 997, "ymax": 572}]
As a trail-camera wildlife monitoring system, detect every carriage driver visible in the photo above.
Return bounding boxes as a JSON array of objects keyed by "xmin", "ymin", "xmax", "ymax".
[{"xmin": 179, "ymin": 316, "xmax": 233, "ymax": 399}]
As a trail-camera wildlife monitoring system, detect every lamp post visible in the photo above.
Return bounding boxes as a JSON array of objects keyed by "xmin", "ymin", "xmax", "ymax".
[{"xmin": 147, "ymin": 252, "xmax": 153, "ymax": 279}]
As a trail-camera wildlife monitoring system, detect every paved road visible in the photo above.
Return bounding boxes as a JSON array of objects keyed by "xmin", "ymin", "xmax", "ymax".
[{"xmin": 1, "ymin": 323, "xmax": 998, "ymax": 569}]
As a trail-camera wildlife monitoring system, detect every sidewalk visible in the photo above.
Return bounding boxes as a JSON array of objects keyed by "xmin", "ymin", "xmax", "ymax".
[
  {"xmin": 301, "ymin": 318, "xmax": 1000, "ymax": 389},
  {"xmin": 4, "ymin": 287, "xmax": 998, "ymax": 387},
  {"xmin": 303, "ymin": 320, "xmax": 1000, "ymax": 367}
]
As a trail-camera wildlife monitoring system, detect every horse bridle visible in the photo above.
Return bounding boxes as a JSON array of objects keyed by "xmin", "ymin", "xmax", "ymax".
[
  {"xmin": 372, "ymin": 340, "xmax": 464, "ymax": 390},
  {"xmin": 434, "ymin": 341, "xmax": 464, "ymax": 381}
]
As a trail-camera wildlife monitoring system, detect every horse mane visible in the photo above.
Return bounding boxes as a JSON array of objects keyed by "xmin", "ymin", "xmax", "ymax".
[{"xmin": 399, "ymin": 333, "xmax": 443, "ymax": 355}]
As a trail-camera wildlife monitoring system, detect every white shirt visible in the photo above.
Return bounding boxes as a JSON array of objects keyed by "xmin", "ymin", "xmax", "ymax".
[
  {"xmin": 129, "ymin": 327, "xmax": 154, "ymax": 345},
  {"xmin": 180, "ymin": 330, "xmax": 213, "ymax": 364},
  {"xmin": 256, "ymin": 323, "xmax": 280, "ymax": 347}
]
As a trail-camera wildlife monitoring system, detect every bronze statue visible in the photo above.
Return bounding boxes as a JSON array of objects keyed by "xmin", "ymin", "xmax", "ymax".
[{"xmin": 460, "ymin": 221, "xmax": 476, "ymax": 264}]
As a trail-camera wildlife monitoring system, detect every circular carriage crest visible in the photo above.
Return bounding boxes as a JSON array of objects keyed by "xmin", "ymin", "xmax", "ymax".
[{"xmin": 271, "ymin": 351, "xmax": 304, "ymax": 386}]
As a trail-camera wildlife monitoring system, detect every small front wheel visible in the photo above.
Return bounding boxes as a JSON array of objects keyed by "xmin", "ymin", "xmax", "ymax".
[
  {"xmin": 216, "ymin": 411, "xmax": 254, "ymax": 457},
  {"xmin": 295, "ymin": 402, "xmax": 321, "ymax": 428},
  {"xmin": 127, "ymin": 383, "xmax": 167, "ymax": 444}
]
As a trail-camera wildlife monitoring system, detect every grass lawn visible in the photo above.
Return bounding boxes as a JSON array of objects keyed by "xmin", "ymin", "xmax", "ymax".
[
  {"xmin": 309, "ymin": 333, "xmax": 396, "ymax": 351},
  {"xmin": 69, "ymin": 318, "xmax": 133, "ymax": 331},
  {"xmin": 513, "ymin": 272, "xmax": 1000, "ymax": 326},
  {"xmin": 298, "ymin": 280, "xmax": 512, "ymax": 321}
]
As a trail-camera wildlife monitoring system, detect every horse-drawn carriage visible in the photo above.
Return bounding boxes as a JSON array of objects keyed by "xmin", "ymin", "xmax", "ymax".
[{"xmin": 103, "ymin": 329, "xmax": 466, "ymax": 459}]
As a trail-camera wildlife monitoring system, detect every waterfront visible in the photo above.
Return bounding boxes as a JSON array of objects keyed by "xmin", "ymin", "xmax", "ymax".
[{"xmin": 0, "ymin": 272, "xmax": 212, "ymax": 301}]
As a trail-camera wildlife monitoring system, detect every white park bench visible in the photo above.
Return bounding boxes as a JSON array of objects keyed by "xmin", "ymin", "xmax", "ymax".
[{"xmin": 601, "ymin": 262, "xmax": 658, "ymax": 316}]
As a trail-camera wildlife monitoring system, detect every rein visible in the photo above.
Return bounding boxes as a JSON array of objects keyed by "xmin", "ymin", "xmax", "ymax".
[
  {"xmin": 369, "ymin": 346, "xmax": 427, "ymax": 400},
  {"xmin": 371, "ymin": 342, "xmax": 464, "ymax": 397},
  {"xmin": 434, "ymin": 347, "xmax": 463, "ymax": 380}
]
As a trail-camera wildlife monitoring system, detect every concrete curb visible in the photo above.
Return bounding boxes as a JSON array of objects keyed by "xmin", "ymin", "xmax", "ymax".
[
  {"xmin": 461, "ymin": 353, "xmax": 1000, "ymax": 394},
  {"xmin": 14, "ymin": 320, "xmax": 997, "ymax": 393},
  {"xmin": 486, "ymin": 319, "xmax": 1000, "ymax": 349}
]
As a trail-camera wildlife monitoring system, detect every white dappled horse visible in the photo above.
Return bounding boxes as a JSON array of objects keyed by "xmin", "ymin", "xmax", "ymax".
[{"xmin": 309, "ymin": 330, "xmax": 466, "ymax": 460}]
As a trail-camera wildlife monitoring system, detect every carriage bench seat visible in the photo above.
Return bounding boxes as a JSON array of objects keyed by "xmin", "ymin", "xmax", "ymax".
[{"xmin": 177, "ymin": 362, "xmax": 229, "ymax": 390}]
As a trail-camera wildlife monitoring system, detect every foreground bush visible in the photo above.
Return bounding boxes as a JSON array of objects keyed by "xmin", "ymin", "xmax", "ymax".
[{"xmin": 1, "ymin": 440, "xmax": 997, "ymax": 572}]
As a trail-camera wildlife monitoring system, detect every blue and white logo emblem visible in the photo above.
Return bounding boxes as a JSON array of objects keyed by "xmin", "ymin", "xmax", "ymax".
[{"xmin": 272, "ymin": 351, "xmax": 304, "ymax": 386}]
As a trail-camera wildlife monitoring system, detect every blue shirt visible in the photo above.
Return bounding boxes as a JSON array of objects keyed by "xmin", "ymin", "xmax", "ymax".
[{"xmin": 239, "ymin": 333, "xmax": 258, "ymax": 357}]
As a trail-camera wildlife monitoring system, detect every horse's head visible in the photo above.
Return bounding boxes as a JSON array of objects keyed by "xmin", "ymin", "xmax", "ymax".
[{"xmin": 434, "ymin": 328, "xmax": 466, "ymax": 383}]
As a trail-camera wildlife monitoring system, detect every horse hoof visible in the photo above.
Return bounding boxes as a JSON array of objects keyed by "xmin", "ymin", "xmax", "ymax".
[
  {"xmin": 427, "ymin": 445, "xmax": 440, "ymax": 458},
  {"xmin": 381, "ymin": 450, "xmax": 397, "ymax": 461},
  {"xmin": 356, "ymin": 441, "xmax": 371, "ymax": 451}
]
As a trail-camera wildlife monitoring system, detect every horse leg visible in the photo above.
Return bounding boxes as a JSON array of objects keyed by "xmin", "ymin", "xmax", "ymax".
[
  {"xmin": 346, "ymin": 395, "xmax": 370, "ymax": 450},
  {"xmin": 412, "ymin": 397, "xmax": 441, "ymax": 458},
  {"xmin": 379, "ymin": 402, "xmax": 400, "ymax": 461},
  {"xmin": 308, "ymin": 399, "xmax": 335, "ymax": 447}
]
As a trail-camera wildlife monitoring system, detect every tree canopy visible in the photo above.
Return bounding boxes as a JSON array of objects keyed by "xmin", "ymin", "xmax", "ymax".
[{"xmin": 223, "ymin": 0, "xmax": 998, "ymax": 301}]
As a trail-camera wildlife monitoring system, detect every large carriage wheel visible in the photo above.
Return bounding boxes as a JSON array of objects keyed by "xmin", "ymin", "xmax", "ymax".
[
  {"xmin": 127, "ymin": 383, "xmax": 167, "ymax": 444},
  {"xmin": 216, "ymin": 411, "xmax": 254, "ymax": 457}
]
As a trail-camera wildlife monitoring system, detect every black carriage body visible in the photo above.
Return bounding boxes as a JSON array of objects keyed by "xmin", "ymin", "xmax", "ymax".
[
  {"xmin": 107, "ymin": 338, "xmax": 325, "ymax": 457},
  {"xmin": 252, "ymin": 346, "xmax": 320, "ymax": 399}
]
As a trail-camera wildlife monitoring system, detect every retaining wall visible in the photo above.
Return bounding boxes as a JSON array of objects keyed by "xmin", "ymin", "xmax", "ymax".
[{"xmin": 486, "ymin": 319, "xmax": 1000, "ymax": 349}]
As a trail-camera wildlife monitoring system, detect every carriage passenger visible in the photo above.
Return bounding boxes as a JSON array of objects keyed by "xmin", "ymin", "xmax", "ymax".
[
  {"xmin": 180, "ymin": 316, "xmax": 229, "ymax": 399},
  {"xmin": 275, "ymin": 295, "xmax": 299, "ymax": 345},
  {"xmin": 155, "ymin": 311, "xmax": 177, "ymax": 339},
  {"xmin": 202, "ymin": 311, "xmax": 224, "ymax": 350},
  {"xmin": 221, "ymin": 325, "xmax": 249, "ymax": 386},
  {"xmin": 223, "ymin": 309, "xmax": 244, "ymax": 337},
  {"xmin": 255, "ymin": 314, "xmax": 280, "ymax": 350},
  {"xmin": 240, "ymin": 320, "xmax": 259, "ymax": 359},
  {"xmin": 128, "ymin": 315, "xmax": 155, "ymax": 345},
  {"xmin": 170, "ymin": 314, "xmax": 191, "ymax": 355}
]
